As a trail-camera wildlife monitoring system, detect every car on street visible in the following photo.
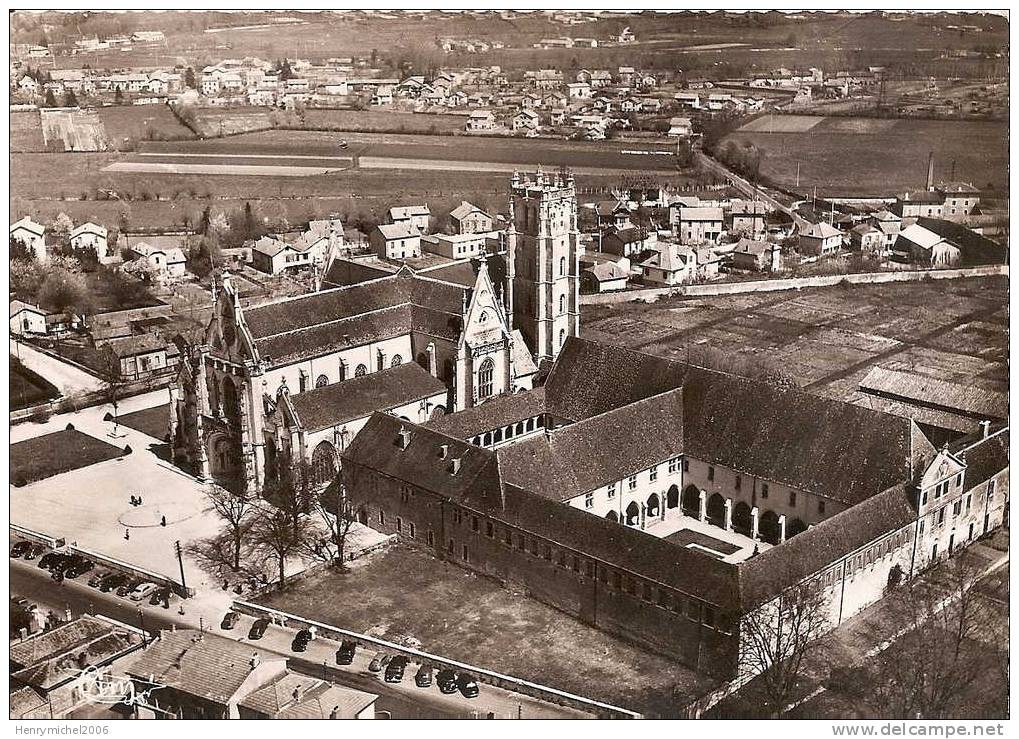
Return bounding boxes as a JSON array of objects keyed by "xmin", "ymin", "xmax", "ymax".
[
  {"xmin": 436, "ymin": 669, "xmax": 458, "ymax": 694},
  {"xmin": 149, "ymin": 587, "xmax": 171, "ymax": 606},
  {"xmin": 221, "ymin": 611, "xmax": 240, "ymax": 630},
  {"xmin": 414, "ymin": 665, "xmax": 432, "ymax": 688},
  {"xmin": 64, "ymin": 559, "xmax": 95, "ymax": 579},
  {"xmin": 248, "ymin": 618, "xmax": 270, "ymax": 640},
  {"xmin": 291, "ymin": 629, "xmax": 313, "ymax": 652},
  {"xmin": 335, "ymin": 640, "xmax": 357, "ymax": 665},
  {"xmin": 384, "ymin": 656, "xmax": 409, "ymax": 683},
  {"xmin": 23, "ymin": 544, "xmax": 45, "ymax": 560},
  {"xmin": 457, "ymin": 673, "xmax": 480, "ymax": 698},
  {"xmin": 129, "ymin": 583, "xmax": 160, "ymax": 602},
  {"xmin": 88, "ymin": 571, "xmax": 108, "ymax": 588},
  {"xmin": 10, "ymin": 541, "xmax": 31, "ymax": 558},
  {"xmin": 368, "ymin": 652, "xmax": 390, "ymax": 672},
  {"xmin": 99, "ymin": 573, "xmax": 128, "ymax": 592}
]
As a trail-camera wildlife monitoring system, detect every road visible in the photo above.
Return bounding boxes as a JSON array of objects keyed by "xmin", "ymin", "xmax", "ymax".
[
  {"xmin": 695, "ymin": 150, "xmax": 809, "ymax": 230},
  {"xmin": 11, "ymin": 338, "xmax": 105, "ymax": 395},
  {"xmin": 11, "ymin": 558, "xmax": 589, "ymax": 719}
]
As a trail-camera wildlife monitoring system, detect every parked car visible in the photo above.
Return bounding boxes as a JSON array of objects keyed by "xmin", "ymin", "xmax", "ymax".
[
  {"xmin": 99, "ymin": 573, "xmax": 128, "ymax": 593},
  {"xmin": 221, "ymin": 611, "xmax": 240, "ymax": 629},
  {"xmin": 10, "ymin": 541, "xmax": 31, "ymax": 558},
  {"xmin": 414, "ymin": 665, "xmax": 432, "ymax": 688},
  {"xmin": 335, "ymin": 640, "xmax": 357, "ymax": 665},
  {"xmin": 368, "ymin": 652, "xmax": 390, "ymax": 672},
  {"xmin": 292, "ymin": 629, "xmax": 313, "ymax": 652},
  {"xmin": 248, "ymin": 618, "xmax": 270, "ymax": 640},
  {"xmin": 384, "ymin": 656, "xmax": 409, "ymax": 683},
  {"xmin": 149, "ymin": 587, "xmax": 172, "ymax": 606},
  {"xmin": 436, "ymin": 669, "xmax": 458, "ymax": 694},
  {"xmin": 129, "ymin": 583, "xmax": 160, "ymax": 602},
  {"xmin": 457, "ymin": 673, "xmax": 480, "ymax": 698},
  {"xmin": 38, "ymin": 552, "xmax": 65, "ymax": 571},
  {"xmin": 88, "ymin": 572, "xmax": 108, "ymax": 588},
  {"xmin": 64, "ymin": 559, "xmax": 95, "ymax": 579},
  {"xmin": 115, "ymin": 580, "xmax": 137, "ymax": 597},
  {"xmin": 23, "ymin": 544, "xmax": 45, "ymax": 560}
]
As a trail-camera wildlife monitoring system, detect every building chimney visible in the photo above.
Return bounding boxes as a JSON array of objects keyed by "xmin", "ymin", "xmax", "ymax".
[
  {"xmin": 397, "ymin": 427, "xmax": 411, "ymax": 450},
  {"xmin": 450, "ymin": 457, "xmax": 462, "ymax": 475},
  {"xmin": 249, "ymin": 652, "xmax": 260, "ymax": 670},
  {"xmin": 980, "ymin": 420, "xmax": 991, "ymax": 438}
]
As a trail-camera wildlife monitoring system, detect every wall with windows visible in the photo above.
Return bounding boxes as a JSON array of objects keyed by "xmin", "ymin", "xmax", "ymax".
[
  {"xmin": 260, "ymin": 335, "xmax": 415, "ymax": 395},
  {"xmin": 344, "ymin": 459, "xmax": 739, "ymax": 678},
  {"xmin": 566, "ymin": 455, "xmax": 685, "ymax": 528}
]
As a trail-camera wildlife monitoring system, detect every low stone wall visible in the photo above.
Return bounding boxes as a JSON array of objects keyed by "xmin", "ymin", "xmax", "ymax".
[
  {"xmin": 232, "ymin": 599, "xmax": 642, "ymax": 719},
  {"xmin": 581, "ymin": 265, "xmax": 1008, "ymax": 305}
]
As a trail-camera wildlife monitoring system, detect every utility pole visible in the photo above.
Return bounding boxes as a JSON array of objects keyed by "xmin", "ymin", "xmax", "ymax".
[{"xmin": 174, "ymin": 540, "xmax": 187, "ymax": 592}]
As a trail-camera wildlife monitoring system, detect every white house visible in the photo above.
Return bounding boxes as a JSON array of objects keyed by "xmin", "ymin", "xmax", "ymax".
[
  {"xmin": 70, "ymin": 222, "xmax": 111, "ymax": 262},
  {"xmin": 10, "ymin": 300, "xmax": 48, "ymax": 336},
  {"xmin": 10, "ymin": 217, "xmax": 47, "ymax": 262},
  {"xmin": 387, "ymin": 205, "xmax": 431, "ymax": 234},
  {"xmin": 129, "ymin": 239, "xmax": 187, "ymax": 278},
  {"xmin": 370, "ymin": 222, "xmax": 422, "ymax": 260}
]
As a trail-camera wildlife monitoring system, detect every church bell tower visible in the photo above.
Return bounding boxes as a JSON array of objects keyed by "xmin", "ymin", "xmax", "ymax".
[{"xmin": 505, "ymin": 169, "xmax": 580, "ymax": 365}]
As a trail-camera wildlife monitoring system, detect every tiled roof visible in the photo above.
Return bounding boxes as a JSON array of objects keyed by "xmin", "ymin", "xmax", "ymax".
[
  {"xmin": 428, "ymin": 387, "xmax": 547, "ymax": 439},
  {"xmin": 679, "ymin": 207, "xmax": 723, "ymax": 221},
  {"xmin": 497, "ymin": 389, "xmax": 686, "ymax": 500},
  {"xmin": 11, "ymin": 615, "xmax": 142, "ymax": 692},
  {"xmin": 388, "ymin": 205, "xmax": 430, "ymax": 221},
  {"xmin": 956, "ymin": 428, "xmax": 1009, "ymax": 489},
  {"xmin": 377, "ymin": 222, "xmax": 420, "ymax": 240},
  {"xmin": 915, "ymin": 217, "xmax": 1005, "ymax": 265},
  {"xmin": 288, "ymin": 362, "xmax": 446, "ymax": 431},
  {"xmin": 321, "ymin": 258, "xmax": 397, "ymax": 288},
  {"xmin": 801, "ymin": 222, "xmax": 841, "ymax": 239},
  {"xmin": 640, "ymin": 243, "xmax": 694, "ymax": 272},
  {"xmin": 70, "ymin": 222, "xmax": 108, "ymax": 239},
  {"xmin": 511, "ymin": 329, "xmax": 539, "ymax": 377},
  {"xmin": 732, "ymin": 238, "xmax": 771, "ymax": 256},
  {"xmin": 238, "ymin": 672, "xmax": 376, "ymax": 719},
  {"xmin": 10, "ymin": 682, "xmax": 48, "ymax": 718},
  {"xmin": 859, "ymin": 366, "xmax": 1007, "ymax": 420},
  {"xmin": 544, "ymin": 338, "xmax": 935, "ymax": 505},
  {"xmin": 343, "ymin": 412, "xmax": 504, "ymax": 508},
  {"xmin": 126, "ymin": 630, "xmax": 286, "ymax": 706},
  {"xmin": 449, "ymin": 201, "xmax": 487, "ymax": 221},
  {"xmin": 584, "ymin": 261, "xmax": 628, "ymax": 281},
  {"xmin": 738, "ymin": 483, "xmax": 917, "ymax": 609},
  {"xmin": 10, "ymin": 216, "xmax": 44, "ymax": 237},
  {"xmin": 102, "ymin": 333, "xmax": 167, "ymax": 358}
]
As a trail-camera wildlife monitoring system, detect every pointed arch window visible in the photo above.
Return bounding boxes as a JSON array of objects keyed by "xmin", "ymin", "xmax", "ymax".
[
  {"xmin": 478, "ymin": 358, "xmax": 495, "ymax": 400},
  {"xmin": 559, "ymin": 256, "xmax": 566, "ymax": 276}
]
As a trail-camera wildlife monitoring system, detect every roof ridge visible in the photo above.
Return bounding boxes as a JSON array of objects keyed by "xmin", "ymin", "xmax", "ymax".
[
  {"xmin": 254, "ymin": 303, "xmax": 410, "ymax": 342},
  {"xmin": 244, "ymin": 273, "xmax": 401, "ymax": 313}
]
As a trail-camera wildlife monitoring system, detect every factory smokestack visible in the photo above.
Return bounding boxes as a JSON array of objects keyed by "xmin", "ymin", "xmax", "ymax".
[{"xmin": 926, "ymin": 151, "xmax": 935, "ymax": 191}]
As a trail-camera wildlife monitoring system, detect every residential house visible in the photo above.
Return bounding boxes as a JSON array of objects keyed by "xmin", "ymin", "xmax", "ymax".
[
  {"xmin": 465, "ymin": 109, "xmax": 496, "ymax": 132},
  {"xmin": 69, "ymin": 222, "xmax": 111, "ymax": 262},
  {"xmin": 521, "ymin": 93, "xmax": 542, "ymax": 109},
  {"xmin": 798, "ymin": 222, "xmax": 843, "ymax": 256},
  {"xmin": 638, "ymin": 242, "xmax": 699, "ymax": 285},
  {"xmin": 676, "ymin": 207, "xmax": 724, "ymax": 245},
  {"xmin": 446, "ymin": 90, "xmax": 469, "ymax": 108},
  {"xmin": 370, "ymin": 84, "xmax": 394, "ymax": 106},
  {"xmin": 893, "ymin": 191, "xmax": 945, "ymax": 220},
  {"xmin": 850, "ymin": 223, "xmax": 884, "ymax": 252},
  {"xmin": 731, "ymin": 238, "xmax": 782, "ymax": 271},
  {"xmin": 250, "ymin": 235, "xmax": 314, "ymax": 275},
  {"xmin": 727, "ymin": 200, "xmax": 768, "ymax": 238},
  {"xmin": 937, "ymin": 183, "xmax": 980, "ymax": 222},
  {"xmin": 449, "ymin": 201, "xmax": 494, "ymax": 234},
  {"xmin": 870, "ymin": 209, "xmax": 903, "ymax": 249},
  {"xmin": 580, "ymin": 261, "xmax": 629, "ymax": 293},
  {"xmin": 421, "ymin": 232, "xmax": 488, "ymax": 260},
  {"xmin": 18, "ymin": 75, "xmax": 39, "ymax": 95},
  {"xmin": 567, "ymin": 82, "xmax": 592, "ymax": 100},
  {"xmin": 10, "ymin": 615, "xmax": 144, "ymax": 720},
  {"xmin": 617, "ymin": 66, "xmax": 636, "ymax": 85},
  {"xmin": 10, "ymin": 300, "xmax": 49, "ymax": 336},
  {"xmin": 601, "ymin": 225, "xmax": 657, "ymax": 258},
  {"xmin": 674, "ymin": 91, "xmax": 701, "ymax": 108},
  {"xmin": 512, "ymin": 108, "xmax": 541, "ymax": 134},
  {"xmin": 595, "ymin": 200, "xmax": 633, "ymax": 230},
  {"xmin": 101, "ymin": 333, "xmax": 178, "ymax": 380},
  {"xmin": 128, "ymin": 237, "xmax": 187, "ymax": 278},
  {"xmin": 388, "ymin": 205, "xmax": 431, "ymax": 234},
  {"xmin": 667, "ymin": 117, "xmax": 693, "ymax": 137},
  {"xmin": 589, "ymin": 70, "xmax": 613, "ymax": 88},
  {"xmin": 370, "ymin": 222, "xmax": 422, "ymax": 260},
  {"xmin": 237, "ymin": 672, "xmax": 377, "ymax": 719},
  {"xmin": 531, "ymin": 68, "xmax": 563, "ymax": 90},
  {"xmin": 10, "ymin": 216, "xmax": 47, "ymax": 262},
  {"xmin": 548, "ymin": 108, "xmax": 568, "ymax": 126}
]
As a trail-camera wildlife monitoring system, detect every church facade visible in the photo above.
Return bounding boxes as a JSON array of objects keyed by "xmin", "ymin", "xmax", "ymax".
[{"xmin": 169, "ymin": 171, "xmax": 578, "ymax": 495}]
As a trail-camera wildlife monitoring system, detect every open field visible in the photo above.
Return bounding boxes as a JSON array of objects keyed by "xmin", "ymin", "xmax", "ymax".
[
  {"xmin": 727, "ymin": 116, "xmax": 1008, "ymax": 196},
  {"xmin": 10, "ymin": 110, "xmax": 45, "ymax": 152},
  {"xmin": 10, "ymin": 359, "xmax": 61, "ymax": 411},
  {"xmin": 582, "ymin": 276, "xmax": 1008, "ymax": 403},
  {"xmin": 95, "ymin": 104, "xmax": 196, "ymax": 146},
  {"xmin": 187, "ymin": 106, "xmax": 469, "ymax": 137},
  {"xmin": 40, "ymin": 108, "xmax": 108, "ymax": 152},
  {"xmin": 258, "ymin": 542, "xmax": 713, "ymax": 717},
  {"xmin": 10, "ymin": 428, "xmax": 127, "ymax": 485}
]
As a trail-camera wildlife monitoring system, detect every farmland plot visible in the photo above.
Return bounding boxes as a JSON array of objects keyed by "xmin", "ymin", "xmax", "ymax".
[{"xmin": 41, "ymin": 108, "xmax": 109, "ymax": 152}]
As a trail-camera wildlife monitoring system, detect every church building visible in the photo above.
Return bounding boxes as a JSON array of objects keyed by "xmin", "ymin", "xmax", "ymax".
[{"xmin": 169, "ymin": 171, "xmax": 579, "ymax": 495}]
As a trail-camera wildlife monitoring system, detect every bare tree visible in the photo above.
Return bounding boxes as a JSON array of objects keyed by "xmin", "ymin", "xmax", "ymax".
[
  {"xmin": 97, "ymin": 345, "xmax": 128, "ymax": 431},
  {"xmin": 203, "ymin": 483, "xmax": 255, "ymax": 571},
  {"xmin": 738, "ymin": 579, "xmax": 831, "ymax": 715},
  {"xmin": 843, "ymin": 558, "xmax": 996, "ymax": 719},
  {"xmin": 263, "ymin": 457, "xmax": 318, "ymax": 536},
  {"xmin": 308, "ymin": 481, "xmax": 359, "ymax": 569},
  {"xmin": 249, "ymin": 504, "xmax": 314, "ymax": 591}
]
